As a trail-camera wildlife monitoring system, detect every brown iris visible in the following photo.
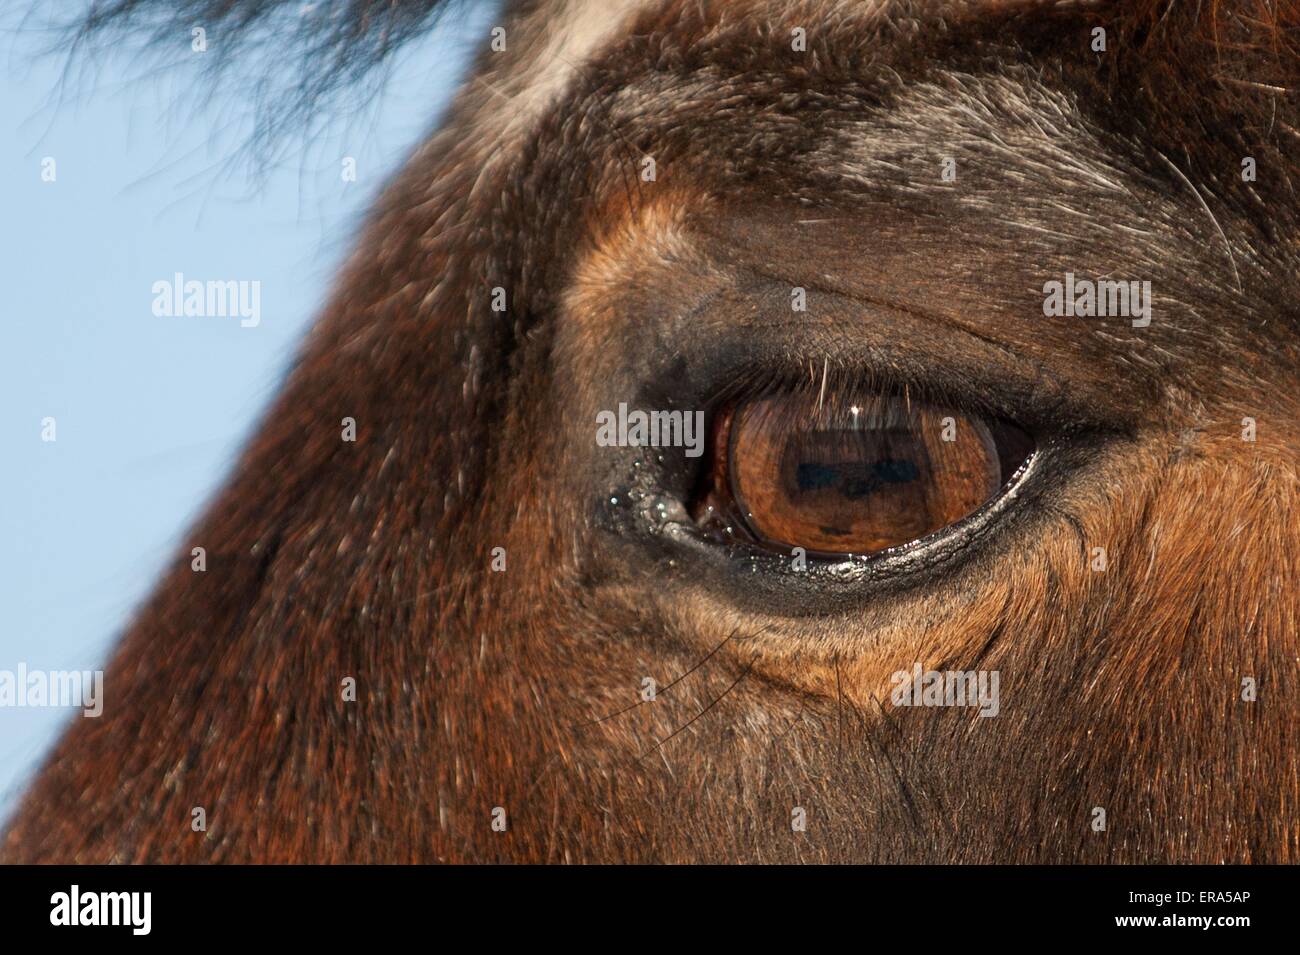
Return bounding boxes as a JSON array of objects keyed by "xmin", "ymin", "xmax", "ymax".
[{"xmin": 695, "ymin": 391, "xmax": 1033, "ymax": 557}]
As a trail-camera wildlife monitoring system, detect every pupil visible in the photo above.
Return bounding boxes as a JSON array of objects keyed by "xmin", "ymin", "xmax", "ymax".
[
  {"xmin": 795, "ymin": 454, "xmax": 921, "ymax": 496},
  {"xmin": 776, "ymin": 428, "xmax": 939, "ymax": 546}
]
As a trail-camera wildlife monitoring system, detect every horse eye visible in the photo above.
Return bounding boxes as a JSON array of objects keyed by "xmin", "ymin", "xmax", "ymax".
[{"xmin": 693, "ymin": 391, "xmax": 1035, "ymax": 558}]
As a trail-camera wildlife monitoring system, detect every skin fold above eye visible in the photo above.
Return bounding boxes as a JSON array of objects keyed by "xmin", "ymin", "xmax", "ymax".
[{"xmin": 694, "ymin": 389, "xmax": 1035, "ymax": 558}]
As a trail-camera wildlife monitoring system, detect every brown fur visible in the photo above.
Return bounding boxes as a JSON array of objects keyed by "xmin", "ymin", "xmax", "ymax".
[{"xmin": 4, "ymin": 0, "xmax": 1299, "ymax": 862}]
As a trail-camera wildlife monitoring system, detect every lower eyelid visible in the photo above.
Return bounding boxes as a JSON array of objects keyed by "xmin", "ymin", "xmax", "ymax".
[{"xmin": 593, "ymin": 425, "xmax": 1082, "ymax": 622}]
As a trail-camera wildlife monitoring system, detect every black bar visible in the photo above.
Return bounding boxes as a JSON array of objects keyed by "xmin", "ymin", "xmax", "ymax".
[{"xmin": 0, "ymin": 864, "xmax": 1283, "ymax": 941}]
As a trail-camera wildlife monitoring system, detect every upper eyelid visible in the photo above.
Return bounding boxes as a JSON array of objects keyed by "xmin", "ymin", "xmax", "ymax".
[
  {"xmin": 639, "ymin": 311, "xmax": 1098, "ymax": 436},
  {"xmin": 593, "ymin": 205, "xmax": 1167, "ymax": 426},
  {"xmin": 593, "ymin": 253, "xmax": 1117, "ymax": 431}
]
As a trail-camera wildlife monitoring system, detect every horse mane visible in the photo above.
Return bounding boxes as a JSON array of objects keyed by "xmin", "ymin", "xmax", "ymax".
[
  {"xmin": 47, "ymin": 0, "xmax": 480, "ymax": 145},
  {"xmin": 49, "ymin": 1, "xmax": 1300, "ymax": 143}
]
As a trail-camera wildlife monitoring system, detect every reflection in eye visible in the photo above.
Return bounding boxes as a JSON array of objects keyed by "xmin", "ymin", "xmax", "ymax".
[{"xmin": 695, "ymin": 390, "xmax": 1034, "ymax": 558}]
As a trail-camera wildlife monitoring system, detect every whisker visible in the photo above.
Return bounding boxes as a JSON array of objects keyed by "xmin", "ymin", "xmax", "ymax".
[
  {"xmin": 636, "ymin": 655, "xmax": 757, "ymax": 762},
  {"xmin": 570, "ymin": 623, "xmax": 770, "ymax": 730}
]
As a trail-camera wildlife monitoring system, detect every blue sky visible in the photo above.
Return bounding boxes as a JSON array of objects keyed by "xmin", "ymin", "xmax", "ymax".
[{"xmin": 0, "ymin": 7, "xmax": 489, "ymax": 823}]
